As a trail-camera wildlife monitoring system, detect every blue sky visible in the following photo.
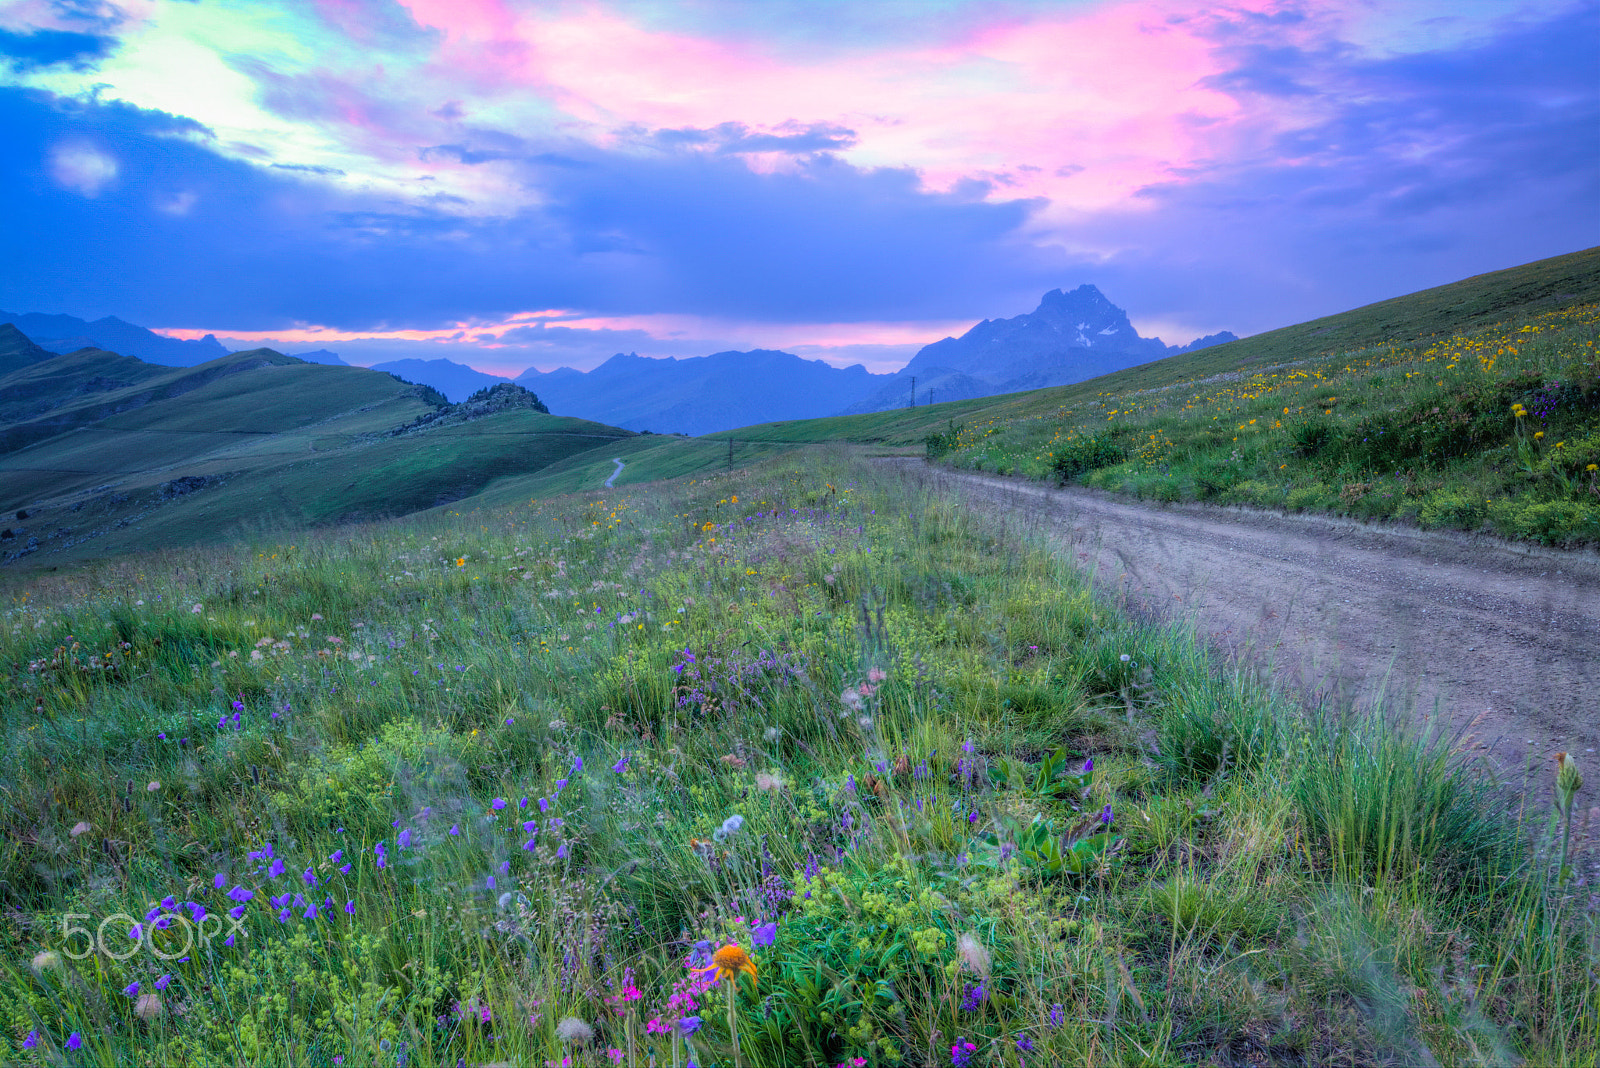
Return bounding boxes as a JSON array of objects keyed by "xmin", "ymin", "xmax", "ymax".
[{"xmin": 0, "ymin": 0, "xmax": 1594, "ymax": 375}]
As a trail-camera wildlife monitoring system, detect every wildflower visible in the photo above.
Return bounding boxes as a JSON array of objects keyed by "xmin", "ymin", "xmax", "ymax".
[
  {"xmin": 556, "ymin": 841, "xmax": 569, "ymax": 858},
  {"xmin": 345, "ymin": 900, "xmax": 356, "ymax": 915},
  {"xmin": 213, "ymin": 872, "xmax": 226, "ymax": 889},
  {"xmin": 224, "ymin": 933, "xmax": 235, "ymax": 946},
  {"xmin": 330, "ymin": 850, "xmax": 343, "ymax": 864},
  {"xmin": 1082, "ymin": 756, "xmax": 1094, "ymax": 774},
  {"xmin": 491, "ymin": 798, "xmax": 507, "ymax": 811},
  {"xmin": 228, "ymin": 905, "xmax": 247, "ymax": 920},
  {"xmin": 268, "ymin": 857, "xmax": 285, "ymax": 879},
  {"xmin": 147, "ymin": 780, "xmax": 160, "ymax": 792},
  {"xmin": 160, "ymin": 895, "xmax": 176, "ymax": 910},
  {"xmin": 129, "ymin": 923, "xmax": 143, "ymax": 941},
  {"xmin": 612, "ymin": 755, "xmax": 629, "ymax": 773},
  {"xmin": 538, "ymin": 797, "xmax": 550, "ymax": 812},
  {"xmin": 398, "ymin": 829, "xmax": 412, "ymax": 849},
  {"xmin": 692, "ymin": 944, "xmax": 757, "ymax": 990},
  {"xmin": 950, "ymin": 1039, "xmax": 977, "ymax": 1067},
  {"xmin": 714, "ymin": 814, "xmax": 744, "ymax": 841},
  {"xmin": 1016, "ymin": 1035, "xmax": 1035, "ymax": 1053},
  {"xmin": 450, "ymin": 824, "xmax": 460, "ymax": 836},
  {"xmin": 1100, "ymin": 803, "xmax": 1115, "ymax": 826},
  {"xmin": 155, "ymin": 974, "xmax": 172, "ymax": 990},
  {"xmin": 607, "ymin": 1050, "xmax": 624, "ymax": 1065},
  {"xmin": 66, "ymin": 1033, "xmax": 82, "ymax": 1051},
  {"xmin": 680, "ymin": 1016, "xmax": 702, "ymax": 1034},
  {"xmin": 123, "ymin": 981, "xmax": 140, "ymax": 997},
  {"xmin": 22, "ymin": 1031, "xmax": 38, "ymax": 1048},
  {"xmin": 753, "ymin": 920, "xmax": 777, "ymax": 948}
]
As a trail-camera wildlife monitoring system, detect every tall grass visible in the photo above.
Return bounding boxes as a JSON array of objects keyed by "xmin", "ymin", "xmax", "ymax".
[{"xmin": 0, "ymin": 451, "xmax": 1592, "ymax": 1065}]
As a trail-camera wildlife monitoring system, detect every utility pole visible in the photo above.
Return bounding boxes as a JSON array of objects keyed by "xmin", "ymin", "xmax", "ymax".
[
  {"xmin": 929, "ymin": 388, "xmax": 935, "ymax": 407},
  {"xmin": 909, "ymin": 376, "xmax": 916, "ymax": 409}
]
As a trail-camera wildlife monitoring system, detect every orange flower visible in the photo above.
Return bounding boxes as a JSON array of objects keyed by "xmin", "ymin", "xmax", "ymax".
[{"xmin": 694, "ymin": 944, "xmax": 757, "ymax": 991}]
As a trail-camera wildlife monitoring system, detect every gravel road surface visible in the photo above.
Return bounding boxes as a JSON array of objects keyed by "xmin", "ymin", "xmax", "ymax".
[{"xmin": 906, "ymin": 463, "xmax": 1600, "ymax": 802}]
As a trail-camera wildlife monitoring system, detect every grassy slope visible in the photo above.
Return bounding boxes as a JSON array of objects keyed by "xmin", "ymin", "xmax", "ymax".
[
  {"xmin": 0, "ymin": 354, "xmax": 637, "ymax": 569},
  {"xmin": 720, "ymin": 248, "xmax": 1600, "ymax": 449},
  {"xmin": 0, "ymin": 452, "xmax": 1588, "ymax": 1066}
]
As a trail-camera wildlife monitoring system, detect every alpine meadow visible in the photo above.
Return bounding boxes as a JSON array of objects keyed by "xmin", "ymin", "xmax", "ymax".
[{"xmin": 3, "ymin": 0, "xmax": 1599, "ymax": 1065}]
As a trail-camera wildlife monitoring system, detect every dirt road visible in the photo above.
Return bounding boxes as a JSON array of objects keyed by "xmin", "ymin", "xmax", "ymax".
[{"xmin": 906, "ymin": 463, "xmax": 1600, "ymax": 800}]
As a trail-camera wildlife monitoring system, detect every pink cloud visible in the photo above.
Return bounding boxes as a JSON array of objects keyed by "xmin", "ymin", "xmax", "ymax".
[
  {"xmin": 153, "ymin": 311, "xmax": 972, "ymax": 363},
  {"xmin": 372, "ymin": 0, "xmax": 1330, "ymax": 212}
]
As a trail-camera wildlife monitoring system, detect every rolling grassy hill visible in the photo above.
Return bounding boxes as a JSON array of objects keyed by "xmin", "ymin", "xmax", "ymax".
[{"xmin": 0, "ymin": 349, "xmax": 637, "ymax": 570}]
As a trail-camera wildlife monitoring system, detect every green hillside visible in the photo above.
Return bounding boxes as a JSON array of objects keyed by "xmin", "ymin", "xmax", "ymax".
[
  {"xmin": 0, "ymin": 350, "xmax": 636, "ymax": 570},
  {"xmin": 705, "ymin": 248, "xmax": 1600, "ymax": 545}
]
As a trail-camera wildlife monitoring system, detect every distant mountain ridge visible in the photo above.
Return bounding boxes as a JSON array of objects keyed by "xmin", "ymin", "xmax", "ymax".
[
  {"xmin": 516, "ymin": 349, "xmax": 890, "ymax": 437},
  {"xmin": 1, "ymin": 286, "xmax": 1235, "ymax": 432},
  {"xmin": 0, "ymin": 309, "xmax": 232, "ymax": 365},
  {"xmin": 844, "ymin": 285, "xmax": 1236, "ymax": 413},
  {"xmin": 368, "ymin": 357, "xmax": 507, "ymax": 401}
]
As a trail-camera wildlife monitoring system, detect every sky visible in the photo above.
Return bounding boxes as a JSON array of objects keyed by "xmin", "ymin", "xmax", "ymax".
[{"xmin": 0, "ymin": 0, "xmax": 1595, "ymax": 377}]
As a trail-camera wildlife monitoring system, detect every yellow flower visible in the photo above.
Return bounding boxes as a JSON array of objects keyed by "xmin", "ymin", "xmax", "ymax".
[
  {"xmin": 456, "ymin": 557, "xmax": 466, "ymax": 567},
  {"xmin": 695, "ymin": 944, "xmax": 757, "ymax": 990},
  {"xmin": 1534, "ymin": 431, "xmax": 1544, "ymax": 440},
  {"xmin": 1588, "ymin": 464, "xmax": 1598, "ymax": 472}
]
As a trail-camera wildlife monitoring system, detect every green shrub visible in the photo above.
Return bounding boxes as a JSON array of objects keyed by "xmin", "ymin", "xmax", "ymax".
[
  {"xmin": 1417, "ymin": 489, "xmax": 1487, "ymax": 529},
  {"xmin": 1285, "ymin": 483, "xmax": 1331, "ymax": 511},
  {"xmin": 1050, "ymin": 433, "xmax": 1126, "ymax": 481},
  {"xmin": 1491, "ymin": 498, "xmax": 1600, "ymax": 544}
]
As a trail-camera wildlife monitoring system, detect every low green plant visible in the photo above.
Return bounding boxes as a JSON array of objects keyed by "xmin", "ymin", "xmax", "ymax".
[{"xmin": 1050, "ymin": 433, "xmax": 1126, "ymax": 481}]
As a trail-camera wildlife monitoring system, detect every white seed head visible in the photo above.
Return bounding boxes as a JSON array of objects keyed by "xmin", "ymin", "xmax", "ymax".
[
  {"xmin": 957, "ymin": 932, "xmax": 991, "ymax": 976},
  {"xmin": 555, "ymin": 1016, "xmax": 593, "ymax": 1045}
]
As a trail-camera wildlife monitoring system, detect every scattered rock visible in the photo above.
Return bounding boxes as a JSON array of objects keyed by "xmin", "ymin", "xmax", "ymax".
[
  {"xmin": 160, "ymin": 476, "xmax": 211, "ymax": 499},
  {"xmin": 389, "ymin": 383, "xmax": 550, "ymax": 436}
]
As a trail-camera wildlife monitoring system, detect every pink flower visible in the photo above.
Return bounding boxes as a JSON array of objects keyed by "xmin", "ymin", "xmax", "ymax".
[{"xmin": 606, "ymin": 1050, "xmax": 624, "ymax": 1065}]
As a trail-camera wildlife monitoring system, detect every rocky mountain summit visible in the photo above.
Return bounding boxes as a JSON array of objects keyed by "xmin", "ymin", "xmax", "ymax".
[
  {"xmin": 846, "ymin": 285, "xmax": 1236, "ymax": 413},
  {"xmin": 389, "ymin": 382, "xmax": 549, "ymax": 436}
]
